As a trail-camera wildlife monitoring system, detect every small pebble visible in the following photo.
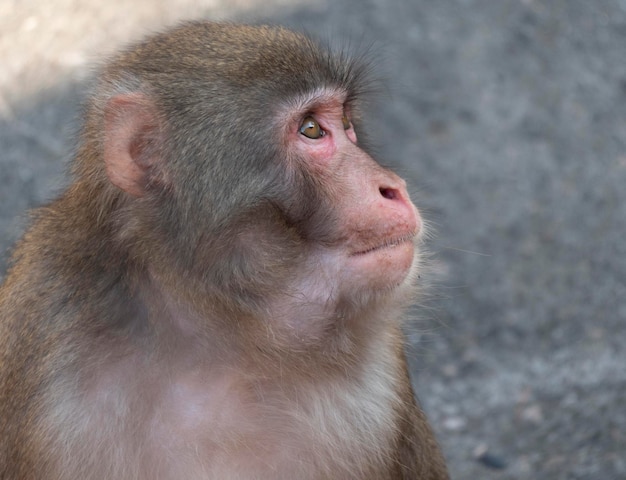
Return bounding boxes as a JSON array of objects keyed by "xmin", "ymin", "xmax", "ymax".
[
  {"xmin": 474, "ymin": 444, "xmax": 508, "ymax": 470},
  {"xmin": 442, "ymin": 416, "xmax": 466, "ymax": 431}
]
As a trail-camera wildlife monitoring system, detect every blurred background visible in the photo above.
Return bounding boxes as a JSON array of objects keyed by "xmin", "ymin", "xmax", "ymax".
[{"xmin": 1, "ymin": 1, "xmax": 625, "ymax": 478}]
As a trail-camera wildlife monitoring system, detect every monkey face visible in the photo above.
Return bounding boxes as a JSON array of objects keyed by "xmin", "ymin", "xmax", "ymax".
[{"xmin": 282, "ymin": 91, "xmax": 421, "ymax": 297}]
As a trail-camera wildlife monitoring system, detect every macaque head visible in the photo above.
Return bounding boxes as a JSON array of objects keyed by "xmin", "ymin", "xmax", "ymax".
[{"xmin": 93, "ymin": 22, "xmax": 421, "ymax": 344}]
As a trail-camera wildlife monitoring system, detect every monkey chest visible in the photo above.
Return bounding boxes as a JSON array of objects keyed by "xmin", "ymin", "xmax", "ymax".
[{"xmin": 45, "ymin": 368, "xmax": 398, "ymax": 479}]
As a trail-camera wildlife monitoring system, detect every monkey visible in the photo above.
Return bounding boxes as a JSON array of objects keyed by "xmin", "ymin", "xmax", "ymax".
[{"xmin": 0, "ymin": 21, "xmax": 449, "ymax": 480}]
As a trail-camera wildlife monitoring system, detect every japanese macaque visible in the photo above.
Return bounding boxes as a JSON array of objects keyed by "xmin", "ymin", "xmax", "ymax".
[{"xmin": 0, "ymin": 21, "xmax": 449, "ymax": 479}]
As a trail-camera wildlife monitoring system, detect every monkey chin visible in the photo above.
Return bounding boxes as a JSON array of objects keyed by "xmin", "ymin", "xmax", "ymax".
[{"xmin": 346, "ymin": 238, "xmax": 416, "ymax": 293}]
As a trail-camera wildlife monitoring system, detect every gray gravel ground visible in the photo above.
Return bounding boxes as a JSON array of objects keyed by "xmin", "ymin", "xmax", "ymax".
[{"xmin": 1, "ymin": 1, "xmax": 625, "ymax": 479}]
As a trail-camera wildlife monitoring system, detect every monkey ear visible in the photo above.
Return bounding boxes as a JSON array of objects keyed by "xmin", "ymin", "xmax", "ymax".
[{"xmin": 103, "ymin": 93, "xmax": 160, "ymax": 197}]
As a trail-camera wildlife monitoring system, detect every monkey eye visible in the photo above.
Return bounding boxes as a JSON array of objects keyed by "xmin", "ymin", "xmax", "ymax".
[
  {"xmin": 299, "ymin": 116, "xmax": 325, "ymax": 139},
  {"xmin": 342, "ymin": 113, "xmax": 351, "ymax": 130}
]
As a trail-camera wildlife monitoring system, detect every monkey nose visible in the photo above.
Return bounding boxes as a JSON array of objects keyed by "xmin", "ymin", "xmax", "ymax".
[
  {"xmin": 377, "ymin": 182, "xmax": 420, "ymax": 234},
  {"xmin": 378, "ymin": 178, "xmax": 411, "ymax": 205}
]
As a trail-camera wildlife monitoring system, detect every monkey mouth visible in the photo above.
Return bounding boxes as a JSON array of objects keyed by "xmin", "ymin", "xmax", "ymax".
[{"xmin": 350, "ymin": 234, "xmax": 415, "ymax": 257}]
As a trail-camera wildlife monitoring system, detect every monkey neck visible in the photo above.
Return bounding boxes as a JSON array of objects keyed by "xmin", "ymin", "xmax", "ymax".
[{"xmin": 137, "ymin": 266, "xmax": 411, "ymax": 376}]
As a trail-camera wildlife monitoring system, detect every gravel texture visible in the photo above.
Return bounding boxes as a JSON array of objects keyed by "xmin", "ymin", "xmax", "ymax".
[{"xmin": 1, "ymin": 1, "xmax": 625, "ymax": 478}]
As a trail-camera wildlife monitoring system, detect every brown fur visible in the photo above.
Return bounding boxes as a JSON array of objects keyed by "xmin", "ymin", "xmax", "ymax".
[{"xmin": 0, "ymin": 21, "xmax": 448, "ymax": 479}]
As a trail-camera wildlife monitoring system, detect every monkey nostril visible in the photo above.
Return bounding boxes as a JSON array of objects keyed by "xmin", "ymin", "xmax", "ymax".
[{"xmin": 379, "ymin": 187, "xmax": 397, "ymax": 200}]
